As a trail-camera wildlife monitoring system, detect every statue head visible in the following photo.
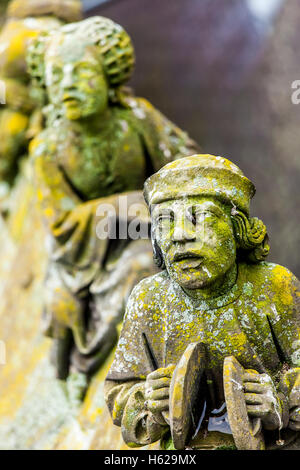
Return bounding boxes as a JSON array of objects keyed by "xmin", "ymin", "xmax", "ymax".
[
  {"xmin": 27, "ymin": 16, "xmax": 135, "ymax": 120},
  {"xmin": 144, "ymin": 154, "xmax": 270, "ymax": 291},
  {"xmin": 7, "ymin": 0, "xmax": 82, "ymax": 22}
]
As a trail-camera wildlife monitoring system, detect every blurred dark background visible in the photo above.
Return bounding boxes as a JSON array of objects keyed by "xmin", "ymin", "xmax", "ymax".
[{"xmin": 83, "ymin": 0, "xmax": 300, "ymax": 277}]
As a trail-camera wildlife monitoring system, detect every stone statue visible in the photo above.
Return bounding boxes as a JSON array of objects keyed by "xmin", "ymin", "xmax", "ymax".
[
  {"xmin": 105, "ymin": 154, "xmax": 300, "ymax": 450},
  {"xmin": 29, "ymin": 16, "xmax": 199, "ymax": 398},
  {"xmin": 0, "ymin": 0, "xmax": 82, "ymax": 193}
]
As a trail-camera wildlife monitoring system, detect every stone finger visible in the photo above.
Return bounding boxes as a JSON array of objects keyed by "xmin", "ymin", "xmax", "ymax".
[
  {"xmin": 147, "ymin": 365, "xmax": 175, "ymax": 380},
  {"xmin": 243, "ymin": 372, "xmax": 261, "ymax": 383},
  {"xmin": 148, "ymin": 388, "xmax": 169, "ymax": 401},
  {"xmin": 244, "ymin": 393, "xmax": 264, "ymax": 405},
  {"xmin": 147, "ymin": 377, "xmax": 171, "ymax": 390},
  {"xmin": 53, "ymin": 215, "xmax": 80, "ymax": 235},
  {"xmin": 53, "ymin": 242, "xmax": 78, "ymax": 261},
  {"xmin": 53, "ymin": 222, "xmax": 78, "ymax": 240},
  {"xmin": 243, "ymin": 382, "xmax": 266, "ymax": 394},
  {"xmin": 147, "ymin": 399, "xmax": 169, "ymax": 413},
  {"xmin": 246, "ymin": 404, "xmax": 268, "ymax": 417}
]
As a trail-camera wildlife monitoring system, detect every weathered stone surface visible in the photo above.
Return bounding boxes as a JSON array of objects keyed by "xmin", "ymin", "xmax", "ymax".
[
  {"xmin": 169, "ymin": 342, "xmax": 206, "ymax": 450},
  {"xmin": 224, "ymin": 356, "xmax": 265, "ymax": 450},
  {"xmin": 0, "ymin": 173, "xmax": 144, "ymax": 449},
  {"xmin": 0, "ymin": 12, "xmax": 198, "ymax": 450},
  {"xmin": 27, "ymin": 15, "xmax": 198, "ymax": 386}
]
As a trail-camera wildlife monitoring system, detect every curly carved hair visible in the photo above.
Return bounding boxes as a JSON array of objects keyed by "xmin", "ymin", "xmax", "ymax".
[
  {"xmin": 7, "ymin": 0, "xmax": 82, "ymax": 22},
  {"xmin": 27, "ymin": 16, "xmax": 135, "ymax": 91},
  {"xmin": 151, "ymin": 207, "xmax": 270, "ymax": 269},
  {"xmin": 230, "ymin": 207, "xmax": 270, "ymax": 263}
]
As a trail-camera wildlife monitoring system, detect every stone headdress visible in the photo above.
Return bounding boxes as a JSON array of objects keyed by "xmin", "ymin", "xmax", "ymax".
[
  {"xmin": 7, "ymin": 0, "xmax": 82, "ymax": 22},
  {"xmin": 27, "ymin": 16, "xmax": 135, "ymax": 90},
  {"xmin": 144, "ymin": 154, "xmax": 270, "ymax": 265}
]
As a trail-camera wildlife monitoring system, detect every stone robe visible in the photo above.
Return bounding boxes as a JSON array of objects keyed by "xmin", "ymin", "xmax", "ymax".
[
  {"xmin": 105, "ymin": 261, "xmax": 300, "ymax": 449},
  {"xmin": 31, "ymin": 96, "xmax": 198, "ymax": 377}
]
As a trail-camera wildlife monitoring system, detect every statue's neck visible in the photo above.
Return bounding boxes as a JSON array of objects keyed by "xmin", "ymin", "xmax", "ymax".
[
  {"xmin": 72, "ymin": 107, "xmax": 112, "ymax": 132},
  {"xmin": 182, "ymin": 263, "xmax": 238, "ymax": 302}
]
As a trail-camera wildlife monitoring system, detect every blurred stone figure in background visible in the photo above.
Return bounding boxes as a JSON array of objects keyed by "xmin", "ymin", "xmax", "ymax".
[
  {"xmin": 0, "ymin": 0, "xmax": 82, "ymax": 196},
  {"xmin": 28, "ymin": 16, "xmax": 198, "ymax": 400}
]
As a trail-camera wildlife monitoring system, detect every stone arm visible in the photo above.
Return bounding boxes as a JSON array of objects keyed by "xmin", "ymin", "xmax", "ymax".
[
  {"xmin": 129, "ymin": 97, "xmax": 200, "ymax": 173},
  {"xmin": 104, "ymin": 281, "xmax": 169, "ymax": 447},
  {"xmin": 31, "ymin": 134, "xmax": 99, "ymax": 269},
  {"xmin": 104, "ymin": 379, "xmax": 168, "ymax": 448},
  {"xmin": 267, "ymin": 272, "xmax": 300, "ymax": 430},
  {"xmin": 31, "ymin": 135, "xmax": 150, "ymax": 271},
  {"xmin": 31, "ymin": 133, "xmax": 81, "ymax": 227}
]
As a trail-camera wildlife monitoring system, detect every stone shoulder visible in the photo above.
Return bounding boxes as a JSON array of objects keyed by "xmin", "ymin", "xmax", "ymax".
[
  {"xmin": 125, "ymin": 270, "xmax": 171, "ymax": 317},
  {"xmin": 242, "ymin": 261, "xmax": 298, "ymax": 288},
  {"xmin": 240, "ymin": 261, "xmax": 300, "ymax": 313}
]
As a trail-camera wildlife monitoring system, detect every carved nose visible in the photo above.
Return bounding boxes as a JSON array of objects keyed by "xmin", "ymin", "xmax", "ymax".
[
  {"xmin": 61, "ymin": 67, "xmax": 75, "ymax": 88},
  {"xmin": 172, "ymin": 225, "xmax": 195, "ymax": 242},
  {"xmin": 62, "ymin": 75, "xmax": 74, "ymax": 88}
]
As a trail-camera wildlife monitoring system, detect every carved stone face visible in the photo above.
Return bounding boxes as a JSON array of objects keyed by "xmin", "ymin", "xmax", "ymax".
[
  {"xmin": 152, "ymin": 196, "xmax": 236, "ymax": 290},
  {"xmin": 45, "ymin": 37, "xmax": 109, "ymax": 120}
]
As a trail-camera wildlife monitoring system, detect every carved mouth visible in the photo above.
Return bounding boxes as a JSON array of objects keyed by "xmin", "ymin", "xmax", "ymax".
[
  {"xmin": 174, "ymin": 252, "xmax": 202, "ymax": 262},
  {"xmin": 63, "ymin": 95, "xmax": 80, "ymax": 105},
  {"xmin": 173, "ymin": 253, "xmax": 204, "ymax": 269}
]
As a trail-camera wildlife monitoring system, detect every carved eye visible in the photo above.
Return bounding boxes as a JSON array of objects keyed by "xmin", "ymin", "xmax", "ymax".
[
  {"xmin": 188, "ymin": 207, "xmax": 215, "ymax": 225},
  {"xmin": 187, "ymin": 208, "xmax": 197, "ymax": 225},
  {"xmin": 79, "ymin": 67, "xmax": 96, "ymax": 77},
  {"xmin": 76, "ymin": 64, "xmax": 98, "ymax": 79},
  {"xmin": 156, "ymin": 211, "xmax": 174, "ymax": 224},
  {"xmin": 50, "ymin": 66, "xmax": 63, "ymax": 83}
]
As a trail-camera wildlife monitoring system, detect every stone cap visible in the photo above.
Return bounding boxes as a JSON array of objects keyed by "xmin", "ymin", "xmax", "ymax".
[{"xmin": 144, "ymin": 154, "xmax": 256, "ymax": 216}]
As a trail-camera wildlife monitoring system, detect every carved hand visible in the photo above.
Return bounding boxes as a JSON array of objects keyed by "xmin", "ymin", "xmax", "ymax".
[
  {"xmin": 145, "ymin": 364, "xmax": 175, "ymax": 425},
  {"xmin": 52, "ymin": 201, "xmax": 98, "ymax": 264},
  {"xmin": 243, "ymin": 370, "xmax": 283, "ymax": 430}
]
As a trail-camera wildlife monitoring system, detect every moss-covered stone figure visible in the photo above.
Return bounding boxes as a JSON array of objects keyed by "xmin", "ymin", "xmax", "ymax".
[
  {"xmin": 29, "ymin": 16, "xmax": 198, "ymax": 395},
  {"xmin": 105, "ymin": 154, "xmax": 300, "ymax": 450},
  {"xmin": 0, "ymin": 0, "xmax": 82, "ymax": 192}
]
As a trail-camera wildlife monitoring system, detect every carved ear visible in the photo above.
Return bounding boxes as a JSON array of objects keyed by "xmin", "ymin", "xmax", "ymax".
[
  {"xmin": 26, "ymin": 31, "xmax": 52, "ymax": 88},
  {"xmin": 231, "ymin": 210, "xmax": 270, "ymax": 263}
]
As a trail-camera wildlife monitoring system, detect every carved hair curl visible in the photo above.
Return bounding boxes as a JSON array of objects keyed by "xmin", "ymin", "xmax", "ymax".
[
  {"xmin": 150, "ymin": 207, "xmax": 270, "ymax": 270},
  {"xmin": 26, "ymin": 16, "xmax": 135, "ymax": 91},
  {"xmin": 8, "ymin": 0, "xmax": 82, "ymax": 22},
  {"xmin": 230, "ymin": 208, "xmax": 270, "ymax": 263}
]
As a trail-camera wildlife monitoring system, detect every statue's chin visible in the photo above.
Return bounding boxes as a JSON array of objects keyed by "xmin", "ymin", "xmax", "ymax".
[
  {"xmin": 65, "ymin": 108, "xmax": 82, "ymax": 121},
  {"xmin": 179, "ymin": 279, "xmax": 212, "ymax": 290},
  {"xmin": 169, "ymin": 270, "xmax": 214, "ymax": 291},
  {"xmin": 65, "ymin": 105, "xmax": 102, "ymax": 121}
]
